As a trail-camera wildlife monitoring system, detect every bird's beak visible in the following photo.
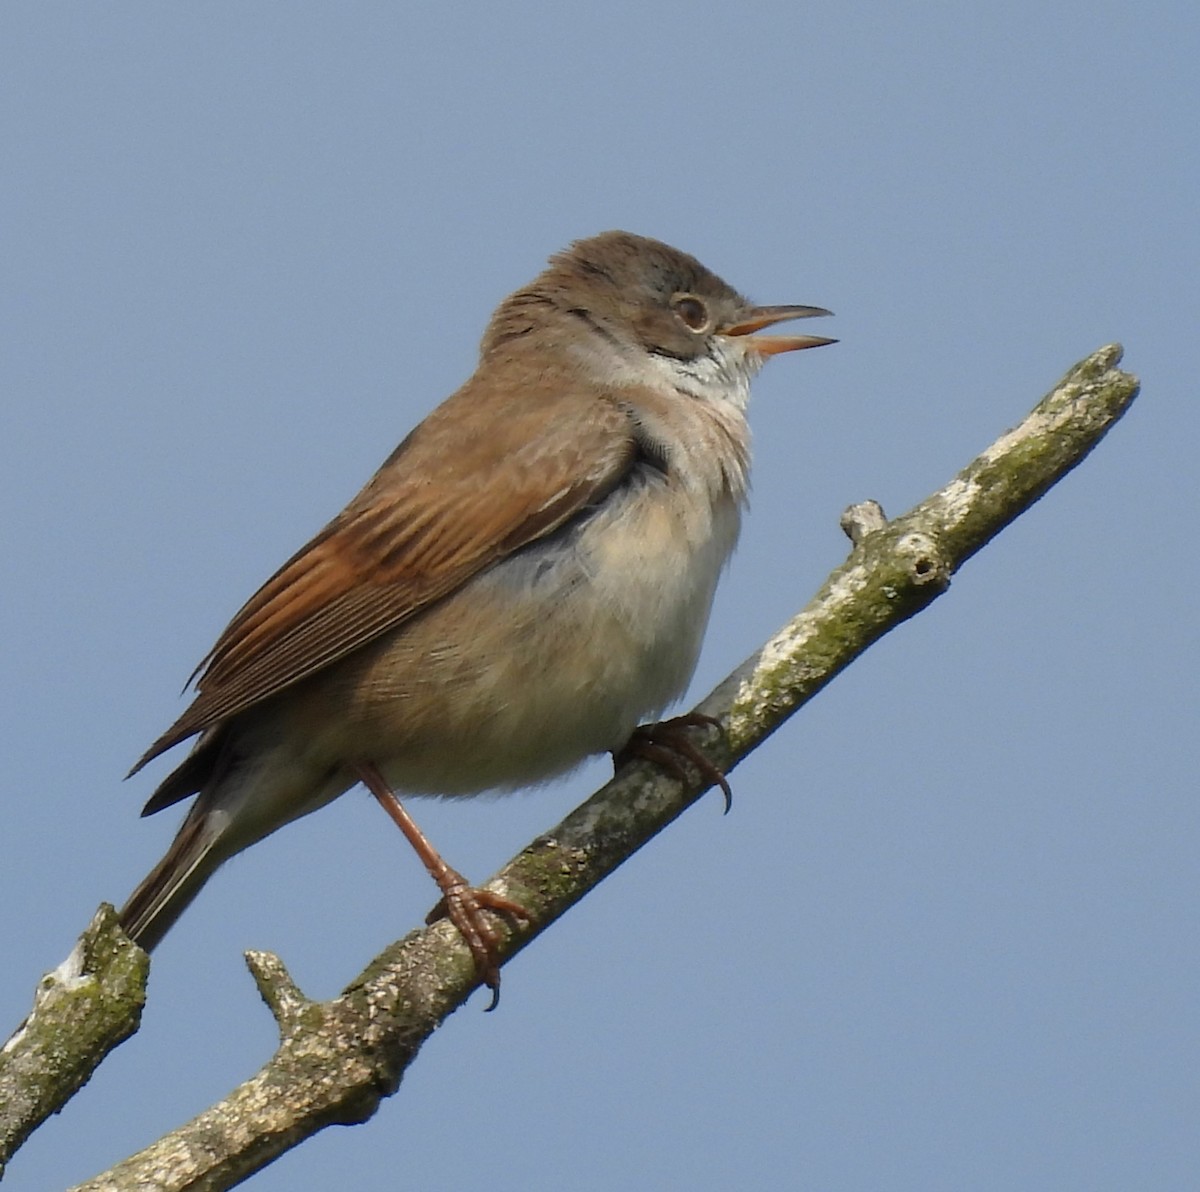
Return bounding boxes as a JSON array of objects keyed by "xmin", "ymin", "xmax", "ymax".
[{"xmin": 722, "ymin": 304, "xmax": 836, "ymax": 356}]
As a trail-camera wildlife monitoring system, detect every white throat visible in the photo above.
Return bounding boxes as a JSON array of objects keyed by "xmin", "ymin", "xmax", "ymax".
[{"xmin": 573, "ymin": 331, "xmax": 763, "ymax": 413}]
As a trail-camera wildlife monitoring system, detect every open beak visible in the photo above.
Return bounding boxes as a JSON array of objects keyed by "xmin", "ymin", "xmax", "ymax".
[{"xmin": 722, "ymin": 304, "xmax": 836, "ymax": 357}]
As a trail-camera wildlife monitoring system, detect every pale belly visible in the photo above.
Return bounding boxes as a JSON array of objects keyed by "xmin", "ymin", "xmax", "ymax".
[{"xmin": 276, "ymin": 471, "xmax": 743, "ymax": 797}]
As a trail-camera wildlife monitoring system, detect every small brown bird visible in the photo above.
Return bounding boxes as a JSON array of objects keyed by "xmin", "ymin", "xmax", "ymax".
[{"xmin": 120, "ymin": 231, "xmax": 834, "ymax": 996}]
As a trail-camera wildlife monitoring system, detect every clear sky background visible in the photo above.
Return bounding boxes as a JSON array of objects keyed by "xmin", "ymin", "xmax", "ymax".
[{"xmin": 2, "ymin": 5, "xmax": 1196, "ymax": 1190}]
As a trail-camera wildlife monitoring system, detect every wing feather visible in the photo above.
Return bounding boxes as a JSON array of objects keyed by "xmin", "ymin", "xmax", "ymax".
[{"xmin": 131, "ymin": 378, "xmax": 637, "ymax": 773}]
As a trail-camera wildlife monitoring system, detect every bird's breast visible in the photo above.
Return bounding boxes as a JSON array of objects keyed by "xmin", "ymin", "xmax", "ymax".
[{"xmin": 302, "ymin": 463, "xmax": 742, "ymax": 796}]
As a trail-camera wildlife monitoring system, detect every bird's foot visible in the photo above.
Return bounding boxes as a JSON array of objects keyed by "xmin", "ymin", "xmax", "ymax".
[
  {"xmin": 427, "ymin": 873, "xmax": 532, "ymax": 1010},
  {"xmin": 616, "ymin": 712, "xmax": 732, "ymax": 813}
]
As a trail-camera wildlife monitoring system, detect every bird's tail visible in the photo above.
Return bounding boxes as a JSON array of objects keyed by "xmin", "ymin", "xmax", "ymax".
[{"xmin": 118, "ymin": 810, "xmax": 228, "ymax": 952}]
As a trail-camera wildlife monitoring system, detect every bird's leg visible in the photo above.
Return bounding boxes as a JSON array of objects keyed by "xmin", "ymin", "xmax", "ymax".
[
  {"xmin": 355, "ymin": 762, "xmax": 530, "ymax": 1008},
  {"xmin": 615, "ymin": 712, "xmax": 733, "ymax": 813}
]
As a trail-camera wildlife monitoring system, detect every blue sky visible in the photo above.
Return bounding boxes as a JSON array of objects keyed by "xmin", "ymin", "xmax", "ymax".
[{"xmin": 2, "ymin": 4, "xmax": 1197, "ymax": 1189}]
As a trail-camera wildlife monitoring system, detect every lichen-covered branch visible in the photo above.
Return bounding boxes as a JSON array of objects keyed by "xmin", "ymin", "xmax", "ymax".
[
  {"xmin": 707, "ymin": 341, "xmax": 1140, "ymax": 763},
  {"xmin": 0, "ymin": 906, "xmax": 147, "ymax": 1177},
  {"xmin": 8, "ymin": 346, "xmax": 1139, "ymax": 1190}
]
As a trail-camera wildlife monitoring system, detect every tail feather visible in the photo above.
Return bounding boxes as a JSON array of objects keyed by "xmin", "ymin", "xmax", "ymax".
[
  {"xmin": 118, "ymin": 811, "xmax": 227, "ymax": 952},
  {"xmin": 139, "ymin": 733, "xmax": 224, "ymax": 817}
]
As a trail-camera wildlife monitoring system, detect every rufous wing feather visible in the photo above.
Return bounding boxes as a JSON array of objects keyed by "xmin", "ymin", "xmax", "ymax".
[{"xmin": 130, "ymin": 377, "xmax": 639, "ymax": 774}]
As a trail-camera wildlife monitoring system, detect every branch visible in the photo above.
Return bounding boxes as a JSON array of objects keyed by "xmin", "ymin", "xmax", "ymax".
[
  {"xmin": 6, "ymin": 346, "xmax": 1139, "ymax": 1189},
  {"xmin": 0, "ymin": 907, "xmax": 147, "ymax": 1177}
]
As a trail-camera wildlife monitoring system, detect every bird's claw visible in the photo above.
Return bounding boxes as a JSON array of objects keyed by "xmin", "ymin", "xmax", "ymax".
[{"xmin": 428, "ymin": 878, "xmax": 532, "ymax": 1010}]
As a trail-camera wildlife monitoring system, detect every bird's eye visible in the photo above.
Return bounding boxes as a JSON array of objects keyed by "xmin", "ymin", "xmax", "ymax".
[{"xmin": 672, "ymin": 294, "xmax": 710, "ymax": 332}]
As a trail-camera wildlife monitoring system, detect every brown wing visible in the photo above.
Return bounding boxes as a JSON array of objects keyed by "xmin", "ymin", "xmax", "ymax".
[{"xmin": 130, "ymin": 376, "xmax": 638, "ymax": 773}]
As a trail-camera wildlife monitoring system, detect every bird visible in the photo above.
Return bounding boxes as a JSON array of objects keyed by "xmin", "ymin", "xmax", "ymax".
[{"xmin": 118, "ymin": 230, "xmax": 834, "ymax": 998}]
